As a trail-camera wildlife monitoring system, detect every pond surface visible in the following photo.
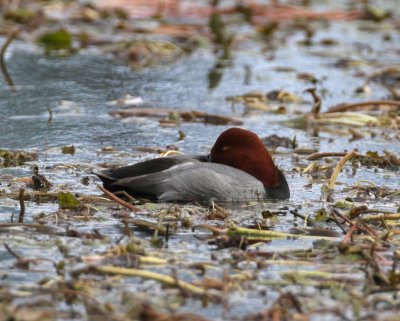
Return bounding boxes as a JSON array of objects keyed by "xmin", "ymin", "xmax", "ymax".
[{"xmin": 0, "ymin": 4, "xmax": 399, "ymax": 320}]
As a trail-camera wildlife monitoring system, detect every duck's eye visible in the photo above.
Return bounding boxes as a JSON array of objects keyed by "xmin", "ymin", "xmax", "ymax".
[{"xmin": 222, "ymin": 146, "xmax": 229, "ymax": 151}]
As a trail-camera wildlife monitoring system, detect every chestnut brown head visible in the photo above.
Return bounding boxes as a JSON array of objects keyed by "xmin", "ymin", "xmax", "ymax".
[{"xmin": 210, "ymin": 128, "xmax": 280, "ymax": 188}]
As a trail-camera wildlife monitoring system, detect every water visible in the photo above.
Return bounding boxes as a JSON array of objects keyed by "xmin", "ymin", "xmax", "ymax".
[{"xmin": 0, "ymin": 12, "xmax": 399, "ymax": 321}]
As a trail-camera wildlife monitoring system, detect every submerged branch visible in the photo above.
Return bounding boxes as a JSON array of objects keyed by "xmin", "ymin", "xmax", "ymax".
[{"xmin": 0, "ymin": 28, "xmax": 20, "ymax": 91}]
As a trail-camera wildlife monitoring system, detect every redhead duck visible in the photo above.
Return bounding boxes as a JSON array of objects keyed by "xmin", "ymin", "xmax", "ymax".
[{"xmin": 95, "ymin": 128, "xmax": 290, "ymax": 202}]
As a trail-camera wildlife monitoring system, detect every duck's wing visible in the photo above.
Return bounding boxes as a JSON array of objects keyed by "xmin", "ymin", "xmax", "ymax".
[{"xmin": 94, "ymin": 155, "xmax": 196, "ymax": 192}]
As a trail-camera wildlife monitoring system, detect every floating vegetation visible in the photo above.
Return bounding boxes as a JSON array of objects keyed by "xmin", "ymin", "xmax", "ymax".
[
  {"xmin": 283, "ymin": 111, "xmax": 379, "ymax": 129},
  {"xmin": 31, "ymin": 165, "xmax": 52, "ymax": 190},
  {"xmin": 57, "ymin": 191, "xmax": 81, "ymax": 209},
  {"xmin": 36, "ymin": 28, "xmax": 73, "ymax": 55},
  {"xmin": 263, "ymin": 134, "xmax": 297, "ymax": 150},
  {"xmin": 359, "ymin": 151, "xmax": 400, "ymax": 170},
  {"xmin": 363, "ymin": 5, "xmax": 391, "ymax": 22},
  {"xmin": 4, "ymin": 8, "xmax": 38, "ymax": 24},
  {"xmin": 0, "ymin": 149, "xmax": 38, "ymax": 168},
  {"xmin": 282, "ymin": 88, "xmax": 399, "ymax": 129},
  {"xmin": 228, "ymin": 90, "xmax": 303, "ymax": 104},
  {"xmin": 110, "ymin": 107, "xmax": 243, "ymax": 126},
  {"xmin": 61, "ymin": 145, "xmax": 76, "ymax": 155},
  {"xmin": 108, "ymin": 40, "xmax": 184, "ymax": 68},
  {"xmin": 307, "ymin": 150, "xmax": 400, "ymax": 170},
  {"xmin": 368, "ymin": 66, "xmax": 400, "ymax": 87}
]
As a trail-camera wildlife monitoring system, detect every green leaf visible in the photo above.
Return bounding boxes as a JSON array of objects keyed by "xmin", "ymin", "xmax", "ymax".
[
  {"xmin": 37, "ymin": 29, "xmax": 72, "ymax": 54},
  {"xmin": 57, "ymin": 191, "xmax": 80, "ymax": 209}
]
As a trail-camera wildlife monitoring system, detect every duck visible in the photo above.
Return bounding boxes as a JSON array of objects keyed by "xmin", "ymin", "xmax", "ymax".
[{"xmin": 95, "ymin": 128, "xmax": 290, "ymax": 203}]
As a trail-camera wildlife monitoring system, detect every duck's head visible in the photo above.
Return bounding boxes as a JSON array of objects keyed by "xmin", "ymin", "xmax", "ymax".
[{"xmin": 210, "ymin": 127, "xmax": 280, "ymax": 189}]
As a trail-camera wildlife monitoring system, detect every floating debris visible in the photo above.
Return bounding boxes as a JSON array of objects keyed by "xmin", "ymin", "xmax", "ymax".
[
  {"xmin": 61, "ymin": 145, "xmax": 76, "ymax": 155},
  {"xmin": 108, "ymin": 94, "xmax": 144, "ymax": 106},
  {"xmin": 108, "ymin": 40, "xmax": 184, "ymax": 68},
  {"xmin": 307, "ymin": 150, "xmax": 400, "ymax": 170},
  {"xmin": 57, "ymin": 191, "xmax": 81, "ymax": 209},
  {"xmin": 110, "ymin": 108, "xmax": 243, "ymax": 125},
  {"xmin": 0, "ymin": 149, "xmax": 38, "ymax": 168},
  {"xmin": 32, "ymin": 165, "xmax": 52, "ymax": 190},
  {"xmin": 368, "ymin": 66, "xmax": 400, "ymax": 87},
  {"xmin": 262, "ymin": 134, "xmax": 297, "ymax": 149},
  {"xmin": 266, "ymin": 89, "xmax": 303, "ymax": 103},
  {"xmin": 36, "ymin": 28, "xmax": 73, "ymax": 55}
]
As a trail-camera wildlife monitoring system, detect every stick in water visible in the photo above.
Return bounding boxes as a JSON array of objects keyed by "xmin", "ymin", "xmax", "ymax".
[
  {"xmin": 18, "ymin": 188, "xmax": 25, "ymax": 223},
  {"xmin": 97, "ymin": 184, "xmax": 139, "ymax": 212},
  {"xmin": 328, "ymin": 150, "xmax": 356, "ymax": 190}
]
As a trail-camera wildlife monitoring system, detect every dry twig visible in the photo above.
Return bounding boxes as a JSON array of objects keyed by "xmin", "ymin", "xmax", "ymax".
[
  {"xmin": 97, "ymin": 184, "xmax": 139, "ymax": 212},
  {"xmin": 328, "ymin": 150, "xmax": 356, "ymax": 190},
  {"xmin": 327, "ymin": 100, "xmax": 400, "ymax": 113}
]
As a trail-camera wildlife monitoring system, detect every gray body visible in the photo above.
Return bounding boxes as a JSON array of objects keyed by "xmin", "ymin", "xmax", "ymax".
[{"xmin": 95, "ymin": 155, "xmax": 289, "ymax": 203}]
